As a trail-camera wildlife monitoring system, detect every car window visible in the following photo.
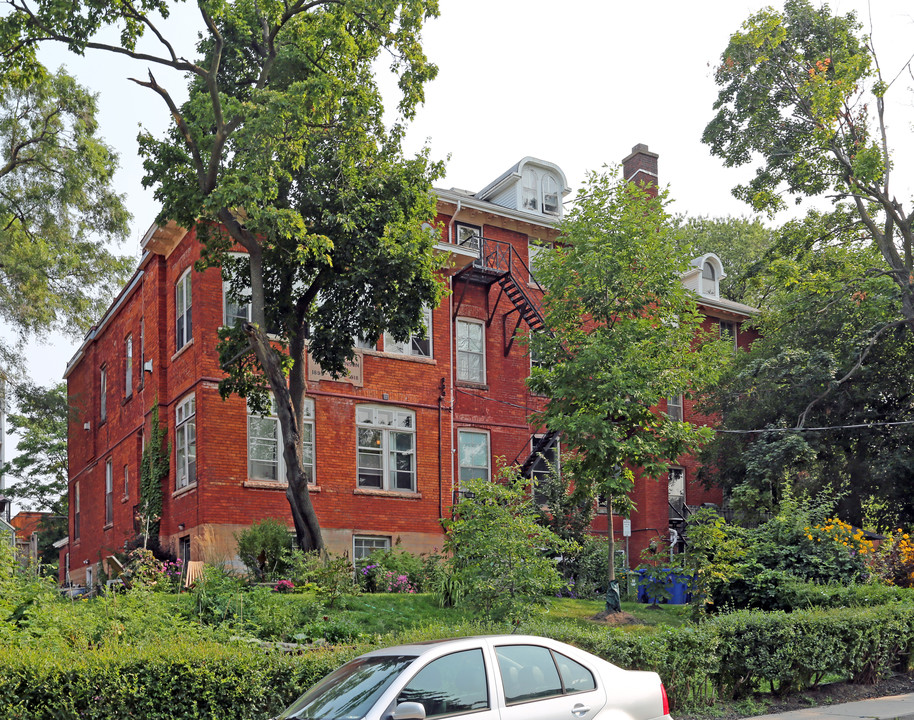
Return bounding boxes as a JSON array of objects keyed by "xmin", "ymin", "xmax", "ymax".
[
  {"xmin": 495, "ymin": 645, "xmax": 563, "ymax": 704},
  {"xmin": 554, "ymin": 651, "xmax": 597, "ymax": 694},
  {"xmin": 280, "ymin": 655, "xmax": 416, "ymax": 720},
  {"xmin": 397, "ymin": 649, "xmax": 489, "ymax": 718}
]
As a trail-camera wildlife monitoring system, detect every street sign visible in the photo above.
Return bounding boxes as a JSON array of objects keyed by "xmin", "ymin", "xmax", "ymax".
[{"xmin": 622, "ymin": 519, "xmax": 631, "ymax": 537}]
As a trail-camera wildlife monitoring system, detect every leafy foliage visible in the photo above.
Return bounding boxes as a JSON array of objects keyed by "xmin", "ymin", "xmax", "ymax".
[
  {"xmin": 0, "ymin": 67, "xmax": 130, "ymax": 368},
  {"xmin": 138, "ymin": 403, "xmax": 169, "ymax": 545},
  {"xmin": 1, "ymin": 381, "xmax": 67, "ymax": 513},
  {"xmin": 235, "ymin": 518, "xmax": 294, "ymax": 582},
  {"xmin": 444, "ymin": 472, "xmax": 569, "ymax": 624},
  {"xmin": 0, "ymin": 0, "xmax": 445, "ymax": 552},
  {"xmin": 704, "ymin": 0, "xmax": 914, "ymax": 333},
  {"xmin": 698, "ymin": 222, "xmax": 914, "ymax": 527}
]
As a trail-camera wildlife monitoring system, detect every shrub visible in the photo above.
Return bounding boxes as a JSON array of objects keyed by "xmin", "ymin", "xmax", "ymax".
[
  {"xmin": 444, "ymin": 472, "xmax": 570, "ymax": 624},
  {"xmin": 235, "ymin": 519, "xmax": 294, "ymax": 581},
  {"xmin": 287, "ymin": 550, "xmax": 357, "ymax": 607}
]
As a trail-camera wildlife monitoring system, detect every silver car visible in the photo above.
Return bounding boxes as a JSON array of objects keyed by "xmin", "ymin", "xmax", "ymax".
[{"xmin": 277, "ymin": 634, "xmax": 672, "ymax": 720}]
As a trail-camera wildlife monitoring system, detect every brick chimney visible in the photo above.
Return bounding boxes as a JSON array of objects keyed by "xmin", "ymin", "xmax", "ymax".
[{"xmin": 622, "ymin": 143, "xmax": 659, "ymax": 197}]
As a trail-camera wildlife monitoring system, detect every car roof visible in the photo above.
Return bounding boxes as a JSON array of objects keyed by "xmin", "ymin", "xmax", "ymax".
[{"xmin": 357, "ymin": 635, "xmax": 585, "ymax": 660}]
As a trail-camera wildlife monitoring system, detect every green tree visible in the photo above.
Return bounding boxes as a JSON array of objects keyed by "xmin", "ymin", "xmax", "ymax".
[
  {"xmin": 0, "ymin": 1, "xmax": 445, "ymax": 551},
  {"xmin": 698, "ymin": 221, "xmax": 914, "ymax": 529},
  {"xmin": 0, "ymin": 68, "xmax": 131, "ymax": 371},
  {"xmin": 1, "ymin": 381, "xmax": 67, "ymax": 513},
  {"xmin": 527, "ymin": 170, "xmax": 731, "ymax": 614},
  {"xmin": 444, "ymin": 472, "xmax": 568, "ymax": 625},
  {"xmin": 703, "ymin": 0, "xmax": 914, "ymax": 332},
  {"xmin": 679, "ymin": 216, "xmax": 776, "ymax": 307},
  {"xmin": 1, "ymin": 381, "xmax": 69, "ymax": 566}
]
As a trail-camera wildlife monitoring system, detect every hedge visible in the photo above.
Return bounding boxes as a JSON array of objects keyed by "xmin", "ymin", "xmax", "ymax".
[
  {"xmin": 4, "ymin": 606, "xmax": 914, "ymax": 717},
  {"xmin": 0, "ymin": 639, "xmax": 363, "ymax": 720}
]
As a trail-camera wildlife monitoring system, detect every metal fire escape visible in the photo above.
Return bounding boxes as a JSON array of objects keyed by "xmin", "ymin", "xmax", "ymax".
[{"xmin": 452, "ymin": 235, "xmax": 559, "ymax": 477}]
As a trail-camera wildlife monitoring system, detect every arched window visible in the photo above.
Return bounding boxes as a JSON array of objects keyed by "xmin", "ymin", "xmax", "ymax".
[
  {"xmin": 542, "ymin": 174, "xmax": 560, "ymax": 215},
  {"xmin": 702, "ymin": 261, "xmax": 717, "ymax": 296}
]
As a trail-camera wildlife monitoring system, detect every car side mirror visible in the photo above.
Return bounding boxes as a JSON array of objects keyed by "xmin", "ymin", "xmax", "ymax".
[{"xmin": 390, "ymin": 701, "xmax": 426, "ymax": 720}]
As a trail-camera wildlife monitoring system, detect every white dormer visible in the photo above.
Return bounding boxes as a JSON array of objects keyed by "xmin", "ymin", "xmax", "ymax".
[
  {"xmin": 683, "ymin": 253, "xmax": 726, "ymax": 298},
  {"xmin": 476, "ymin": 158, "xmax": 570, "ymax": 219}
]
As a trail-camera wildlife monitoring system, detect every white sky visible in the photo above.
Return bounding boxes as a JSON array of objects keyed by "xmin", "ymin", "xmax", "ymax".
[{"xmin": 4, "ymin": 0, "xmax": 914, "ymax": 501}]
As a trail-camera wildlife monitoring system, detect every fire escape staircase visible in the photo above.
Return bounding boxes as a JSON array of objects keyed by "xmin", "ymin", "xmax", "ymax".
[{"xmin": 452, "ymin": 235, "xmax": 559, "ymax": 480}]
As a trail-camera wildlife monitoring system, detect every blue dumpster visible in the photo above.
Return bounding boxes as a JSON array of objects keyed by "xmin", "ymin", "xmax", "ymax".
[{"xmin": 636, "ymin": 569, "xmax": 692, "ymax": 605}]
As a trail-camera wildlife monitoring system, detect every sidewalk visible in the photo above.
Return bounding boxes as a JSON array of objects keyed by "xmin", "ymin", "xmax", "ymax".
[{"xmin": 752, "ymin": 693, "xmax": 914, "ymax": 720}]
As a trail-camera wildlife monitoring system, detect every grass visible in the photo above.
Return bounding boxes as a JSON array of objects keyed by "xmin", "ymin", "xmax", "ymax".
[{"xmin": 542, "ymin": 597, "xmax": 693, "ymax": 628}]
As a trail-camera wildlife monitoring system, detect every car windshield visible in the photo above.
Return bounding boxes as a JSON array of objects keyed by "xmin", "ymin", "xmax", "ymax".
[{"xmin": 278, "ymin": 655, "xmax": 418, "ymax": 720}]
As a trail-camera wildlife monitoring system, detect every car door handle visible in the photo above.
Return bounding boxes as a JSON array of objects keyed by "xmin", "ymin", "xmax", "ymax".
[{"xmin": 572, "ymin": 704, "xmax": 590, "ymax": 717}]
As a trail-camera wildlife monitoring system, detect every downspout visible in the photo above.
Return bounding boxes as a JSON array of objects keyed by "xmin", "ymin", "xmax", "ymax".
[
  {"xmin": 447, "ymin": 199, "xmax": 463, "ymax": 243},
  {"xmin": 448, "ymin": 277, "xmax": 456, "ymax": 510}
]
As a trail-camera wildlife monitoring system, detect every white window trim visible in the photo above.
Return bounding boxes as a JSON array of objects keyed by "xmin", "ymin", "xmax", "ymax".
[
  {"xmin": 176, "ymin": 269, "xmax": 193, "ymax": 351},
  {"xmin": 720, "ymin": 320, "xmax": 738, "ymax": 349},
  {"xmin": 223, "ymin": 279, "xmax": 252, "ymax": 327},
  {"xmin": 454, "ymin": 222, "xmax": 482, "ymax": 254},
  {"xmin": 352, "ymin": 535, "xmax": 391, "ymax": 561},
  {"xmin": 669, "ymin": 466, "xmax": 686, "ymax": 509},
  {"xmin": 667, "ymin": 395, "xmax": 684, "ymax": 422},
  {"xmin": 104, "ymin": 459, "xmax": 113, "ymax": 526},
  {"xmin": 247, "ymin": 396, "xmax": 315, "ymax": 484},
  {"xmin": 457, "ymin": 428, "xmax": 490, "ymax": 487},
  {"xmin": 99, "ymin": 366, "xmax": 107, "ymax": 422},
  {"xmin": 356, "ymin": 404, "xmax": 417, "ymax": 492},
  {"xmin": 175, "ymin": 394, "xmax": 197, "ymax": 490},
  {"xmin": 541, "ymin": 173, "xmax": 560, "ymax": 215},
  {"xmin": 456, "ymin": 318, "xmax": 486, "ymax": 384},
  {"xmin": 123, "ymin": 464, "xmax": 129, "ymax": 499},
  {"xmin": 73, "ymin": 481, "xmax": 80, "ymax": 541},
  {"xmin": 384, "ymin": 306, "xmax": 433, "ymax": 358},
  {"xmin": 124, "ymin": 335, "xmax": 133, "ymax": 398}
]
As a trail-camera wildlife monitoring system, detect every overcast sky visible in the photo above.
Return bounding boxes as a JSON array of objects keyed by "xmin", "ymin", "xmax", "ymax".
[{"xmin": 4, "ymin": 0, "xmax": 914, "ymax": 497}]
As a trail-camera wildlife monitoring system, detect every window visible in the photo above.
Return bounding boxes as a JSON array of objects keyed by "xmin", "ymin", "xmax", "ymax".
[
  {"xmin": 124, "ymin": 335, "xmax": 133, "ymax": 397},
  {"xmin": 456, "ymin": 319, "xmax": 485, "ymax": 383},
  {"xmin": 720, "ymin": 320, "xmax": 737, "ymax": 348},
  {"xmin": 398, "ymin": 649, "xmax": 489, "ymax": 718},
  {"xmin": 530, "ymin": 435, "xmax": 559, "ymax": 503},
  {"xmin": 542, "ymin": 174, "xmax": 560, "ymax": 215},
  {"xmin": 179, "ymin": 536, "xmax": 190, "ymax": 567},
  {"xmin": 176, "ymin": 270, "xmax": 193, "ymax": 350},
  {"xmin": 702, "ymin": 261, "xmax": 717, "ymax": 296},
  {"xmin": 85, "ymin": 566, "xmax": 92, "ymax": 589},
  {"xmin": 99, "ymin": 366, "xmax": 107, "ymax": 422},
  {"xmin": 223, "ymin": 280, "xmax": 251, "ymax": 327},
  {"xmin": 175, "ymin": 395, "xmax": 196, "ymax": 489},
  {"xmin": 496, "ymin": 645, "xmax": 562, "ymax": 704},
  {"xmin": 356, "ymin": 405, "xmax": 416, "ymax": 491},
  {"xmin": 248, "ymin": 396, "xmax": 315, "ymax": 483},
  {"xmin": 455, "ymin": 222, "xmax": 481, "ymax": 253},
  {"xmin": 354, "ymin": 334, "xmax": 377, "ymax": 351},
  {"xmin": 458, "ymin": 430, "xmax": 489, "ymax": 485},
  {"xmin": 669, "ymin": 467, "xmax": 686, "ymax": 518},
  {"xmin": 123, "ymin": 464, "xmax": 129, "ymax": 498},
  {"xmin": 105, "ymin": 459, "xmax": 113, "ymax": 525},
  {"xmin": 384, "ymin": 307, "xmax": 432, "ymax": 357},
  {"xmin": 667, "ymin": 395, "xmax": 683, "ymax": 422},
  {"xmin": 73, "ymin": 482, "xmax": 80, "ymax": 541},
  {"xmin": 495, "ymin": 645, "xmax": 596, "ymax": 706},
  {"xmin": 528, "ymin": 239, "xmax": 548, "ymax": 284},
  {"xmin": 521, "ymin": 166, "xmax": 538, "ymax": 211},
  {"xmin": 353, "ymin": 535, "xmax": 390, "ymax": 561}
]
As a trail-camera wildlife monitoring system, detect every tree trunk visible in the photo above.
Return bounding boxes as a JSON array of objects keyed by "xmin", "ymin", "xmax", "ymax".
[
  {"xmin": 604, "ymin": 494, "xmax": 621, "ymax": 613},
  {"xmin": 244, "ymin": 321, "xmax": 324, "ymax": 553}
]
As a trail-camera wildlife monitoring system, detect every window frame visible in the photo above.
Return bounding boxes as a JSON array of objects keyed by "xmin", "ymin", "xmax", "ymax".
[
  {"xmin": 384, "ymin": 306, "xmax": 433, "ymax": 358},
  {"xmin": 123, "ymin": 464, "xmax": 129, "ymax": 499},
  {"xmin": 719, "ymin": 320, "xmax": 738, "ymax": 349},
  {"xmin": 355, "ymin": 405, "xmax": 416, "ymax": 492},
  {"xmin": 457, "ymin": 429, "xmax": 490, "ymax": 486},
  {"xmin": 99, "ymin": 366, "xmax": 107, "ymax": 423},
  {"xmin": 541, "ymin": 174, "xmax": 560, "ymax": 215},
  {"xmin": 495, "ymin": 644, "xmax": 597, "ymax": 706},
  {"xmin": 175, "ymin": 394, "xmax": 197, "ymax": 490},
  {"xmin": 530, "ymin": 434, "xmax": 559, "ymax": 503},
  {"xmin": 104, "ymin": 459, "xmax": 113, "ymax": 526},
  {"xmin": 667, "ymin": 395, "xmax": 683, "ymax": 422},
  {"xmin": 175, "ymin": 269, "xmax": 193, "ymax": 351},
  {"xmin": 521, "ymin": 166, "xmax": 539, "ymax": 212},
  {"xmin": 668, "ymin": 466, "xmax": 686, "ymax": 518},
  {"xmin": 454, "ymin": 222, "xmax": 482, "ymax": 253},
  {"xmin": 73, "ymin": 481, "xmax": 80, "ymax": 541},
  {"xmin": 124, "ymin": 334, "xmax": 133, "ymax": 398},
  {"xmin": 223, "ymin": 279, "xmax": 251, "ymax": 327},
  {"xmin": 352, "ymin": 535, "xmax": 391, "ymax": 561},
  {"xmin": 456, "ymin": 318, "xmax": 486, "ymax": 384},
  {"xmin": 247, "ymin": 396, "xmax": 315, "ymax": 484}
]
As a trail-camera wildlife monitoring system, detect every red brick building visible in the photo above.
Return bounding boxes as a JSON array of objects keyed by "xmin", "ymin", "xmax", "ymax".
[{"xmin": 59, "ymin": 146, "xmax": 756, "ymax": 586}]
